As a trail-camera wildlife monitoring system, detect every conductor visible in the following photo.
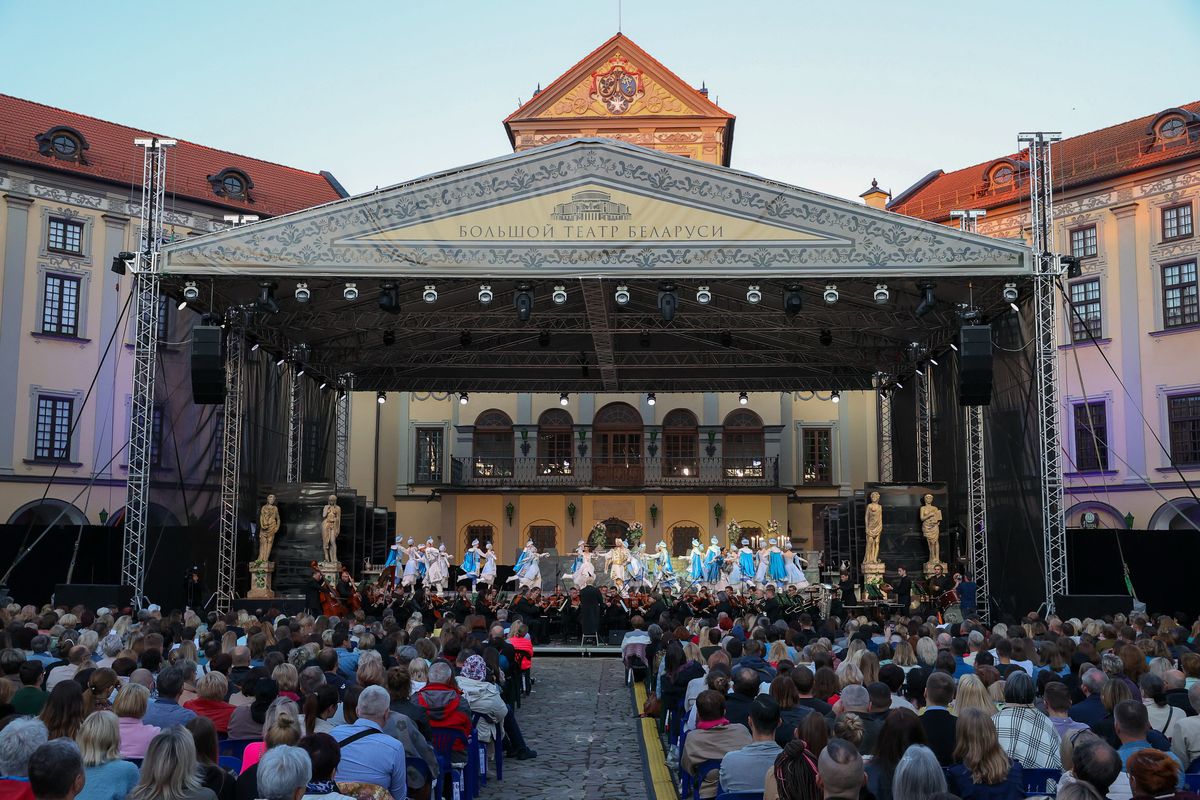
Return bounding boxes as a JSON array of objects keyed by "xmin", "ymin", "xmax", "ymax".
[{"xmin": 578, "ymin": 583, "xmax": 603, "ymax": 641}]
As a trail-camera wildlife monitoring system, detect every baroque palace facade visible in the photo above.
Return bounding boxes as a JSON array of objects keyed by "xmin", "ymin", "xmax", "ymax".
[
  {"xmin": 888, "ymin": 102, "xmax": 1200, "ymax": 532},
  {"xmin": 0, "ymin": 93, "xmax": 343, "ymax": 529},
  {"xmin": 345, "ymin": 35, "xmax": 878, "ymax": 561}
]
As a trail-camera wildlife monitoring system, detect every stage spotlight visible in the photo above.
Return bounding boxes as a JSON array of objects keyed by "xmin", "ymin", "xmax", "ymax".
[
  {"xmin": 343, "ymin": 282, "xmax": 359, "ymax": 301},
  {"xmin": 276, "ymin": 356, "xmax": 286, "ymax": 367},
  {"xmin": 658, "ymin": 283, "xmax": 678, "ymax": 322},
  {"xmin": 422, "ymin": 284, "xmax": 438, "ymax": 304},
  {"xmin": 177, "ymin": 298, "xmax": 188, "ymax": 311},
  {"xmin": 614, "ymin": 284, "xmax": 631, "ymax": 305},
  {"xmin": 183, "ymin": 281, "xmax": 200, "ymax": 302},
  {"xmin": 746, "ymin": 284, "xmax": 762, "ymax": 304},
  {"xmin": 559, "ymin": 392, "xmax": 569, "ymax": 406},
  {"xmin": 460, "ymin": 330, "xmax": 471, "ymax": 347},
  {"xmin": 294, "ymin": 282, "xmax": 311, "ymax": 304},
  {"xmin": 873, "ymin": 284, "xmax": 890, "ymax": 304},
  {"xmin": 831, "ymin": 390, "xmax": 841, "ymax": 404},
  {"xmin": 823, "ymin": 284, "xmax": 839, "ymax": 304},
  {"xmin": 819, "ymin": 328, "xmax": 833, "ymax": 347},
  {"xmin": 1061, "ymin": 255, "xmax": 1083, "ymax": 279},
  {"xmin": 949, "ymin": 342, "xmax": 959, "ymax": 351},
  {"xmin": 783, "ymin": 285, "xmax": 803, "ymax": 317},
  {"xmin": 376, "ymin": 391, "xmax": 386, "ymax": 404},
  {"xmin": 1002, "ymin": 282, "xmax": 1019, "ymax": 311},
  {"xmin": 378, "ymin": 283, "xmax": 401, "ymax": 313},
  {"xmin": 111, "ymin": 251, "xmax": 136, "ymax": 275},
  {"xmin": 382, "ymin": 330, "xmax": 396, "ymax": 346},
  {"xmin": 895, "ymin": 381, "xmax": 903, "ymax": 389},
  {"xmin": 249, "ymin": 335, "xmax": 260, "ymax": 352},
  {"xmin": 514, "ymin": 284, "xmax": 533, "ymax": 321},
  {"xmin": 256, "ymin": 282, "xmax": 280, "ymax": 315},
  {"xmin": 915, "ymin": 283, "xmax": 936, "ymax": 317},
  {"xmin": 696, "ymin": 285, "xmax": 712, "ymax": 304},
  {"xmin": 296, "ymin": 367, "xmax": 305, "ymax": 377},
  {"xmin": 647, "ymin": 392, "xmax": 656, "ymax": 406},
  {"xmin": 929, "ymin": 356, "xmax": 939, "ymax": 366},
  {"xmin": 319, "ymin": 381, "xmax": 328, "ymax": 390},
  {"xmin": 478, "ymin": 284, "xmax": 494, "ymax": 304},
  {"xmin": 915, "ymin": 363, "xmax": 925, "ymax": 376},
  {"xmin": 459, "ymin": 392, "xmax": 469, "ymax": 405},
  {"xmin": 739, "ymin": 391, "xmax": 749, "ymax": 405},
  {"xmin": 538, "ymin": 330, "xmax": 550, "ymax": 347},
  {"xmin": 551, "ymin": 285, "xmax": 568, "ymax": 305}
]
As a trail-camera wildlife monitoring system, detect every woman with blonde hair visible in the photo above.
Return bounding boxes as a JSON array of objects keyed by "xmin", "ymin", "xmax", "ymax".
[
  {"xmin": 76, "ymin": 710, "xmax": 140, "ymax": 800},
  {"xmin": 892, "ymin": 641, "xmax": 918, "ymax": 673},
  {"xmin": 767, "ymin": 641, "xmax": 790, "ymax": 670},
  {"xmin": 915, "ymin": 637, "xmax": 938, "ymax": 668},
  {"xmin": 239, "ymin": 697, "xmax": 300, "ymax": 772},
  {"xmin": 220, "ymin": 630, "xmax": 237, "ymax": 655},
  {"xmin": 948, "ymin": 707, "xmax": 1023, "ymax": 800},
  {"xmin": 355, "ymin": 651, "xmax": 385, "ymax": 688},
  {"xmin": 859, "ymin": 651, "xmax": 880, "ymax": 686},
  {"xmin": 988, "ymin": 680, "xmax": 1007, "ymax": 706},
  {"xmin": 183, "ymin": 671, "xmax": 235, "ymax": 734},
  {"xmin": 833, "ymin": 712, "xmax": 865, "ymax": 749},
  {"xmin": 836, "ymin": 660, "xmax": 863, "ymax": 689},
  {"xmin": 271, "ymin": 663, "xmax": 300, "ymax": 702},
  {"xmin": 954, "ymin": 674, "xmax": 997, "ymax": 717},
  {"xmin": 128, "ymin": 726, "xmax": 216, "ymax": 800},
  {"xmin": 113, "ymin": 682, "xmax": 160, "ymax": 759},
  {"xmin": 409, "ymin": 658, "xmax": 429, "ymax": 693}
]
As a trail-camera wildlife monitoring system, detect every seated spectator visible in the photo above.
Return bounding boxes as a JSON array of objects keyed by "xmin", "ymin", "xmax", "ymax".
[
  {"xmin": 255, "ymin": 745, "xmax": 311, "ymax": 800},
  {"xmin": 955, "ymin": 673, "xmax": 997, "ymax": 718},
  {"xmin": 82, "ymin": 670, "xmax": 119, "ymax": 715},
  {"xmin": 726, "ymin": 668, "xmax": 763, "ymax": 731},
  {"xmin": 46, "ymin": 648, "xmax": 89, "ymax": 693},
  {"xmin": 835, "ymin": 685, "xmax": 882, "ymax": 756},
  {"xmin": 720, "ymin": 696, "xmax": 783, "ymax": 795},
  {"xmin": 113, "ymin": 683, "xmax": 159, "ymax": 759},
  {"xmin": 682, "ymin": 690, "xmax": 752, "ymax": 799},
  {"xmin": 240, "ymin": 698, "xmax": 301, "ymax": 773},
  {"xmin": 879, "ymin": 664, "xmax": 915, "ymax": 712},
  {"xmin": 797, "ymin": 712, "xmax": 830, "ymax": 760},
  {"xmin": 792, "ymin": 666, "xmax": 833, "ymax": 716},
  {"xmin": 75, "ymin": 711, "xmax": 139, "ymax": 800},
  {"xmin": 763, "ymin": 737, "xmax": 819, "ymax": 800},
  {"xmin": 817, "ymin": 737, "xmax": 867, "ymax": 800},
  {"xmin": 1070, "ymin": 668, "xmax": 1110, "ymax": 728},
  {"xmin": 127, "ymin": 726, "xmax": 216, "ymax": 800},
  {"xmin": 893, "ymin": 744, "xmax": 947, "ymax": 800},
  {"xmin": 227, "ymin": 678, "xmax": 278, "ymax": 741},
  {"xmin": 770, "ymin": 674, "xmax": 811, "ymax": 748},
  {"xmin": 1046, "ymin": 681, "xmax": 1090, "ymax": 739},
  {"xmin": 384, "ymin": 665, "xmax": 430, "ymax": 740},
  {"xmin": 454, "ymin": 655, "xmax": 507, "ymax": 752},
  {"xmin": 1058, "ymin": 730, "xmax": 1132, "ymax": 800},
  {"xmin": 1126, "ymin": 747, "xmax": 1190, "ymax": 800},
  {"xmin": 328, "ymin": 686, "xmax": 407, "ymax": 800},
  {"xmin": 414, "ymin": 661, "xmax": 472, "ymax": 757},
  {"xmin": 992, "ymin": 672, "xmax": 1062, "ymax": 769},
  {"xmin": 184, "ymin": 672, "xmax": 235, "ymax": 734},
  {"xmin": 0, "ymin": 717, "xmax": 49, "ymax": 800},
  {"xmin": 684, "ymin": 667, "xmax": 732, "ymax": 734},
  {"xmin": 303, "ymin": 686, "xmax": 340, "ymax": 736},
  {"xmin": 734, "ymin": 639, "xmax": 778, "ymax": 685},
  {"xmin": 868, "ymin": 709, "xmax": 928, "ymax": 800},
  {"xmin": 272, "ymin": 664, "xmax": 301, "ymax": 703},
  {"xmin": 1114, "ymin": 700, "xmax": 1183, "ymax": 775},
  {"xmin": 1140, "ymin": 674, "xmax": 1184, "ymax": 740},
  {"xmin": 28, "ymin": 739, "xmax": 84, "ymax": 800},
  {"xmin": 184, "ymin": 716, "xmax": 236, "ymax": 800},
  {"xmin": 13, "ymin": 662, "xmax": 47, "ymax": 717},
  {"xmin": 948, "ymin": 707, "xmax": 1024, "ymax": 800},
  {"xmin": 40, "ymin": 682, "xmax": 86, "ymax": 741},
  {"xmin": 296, "ymin": 734, "xmax": 357, "ymax": 800},
  {"xmin": 142, "ymin": 665, "xmax": 196, "ymax": 729},
  {"xmin": 27, "ymin": 638, "xmax": 57, "ymax": 669},
  {"xmin": 1069, "ymin": 734, "xmax": 1124, "ymax": 800},
  {"xmin": 1170, "ymin": 684, "xmax": 1200, "ymax": 772}
]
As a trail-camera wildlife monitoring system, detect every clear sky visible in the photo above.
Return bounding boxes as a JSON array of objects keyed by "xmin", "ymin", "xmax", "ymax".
[{"xmin": 2, "ymin": 1, "xmax": 1197, "ymax": 202}]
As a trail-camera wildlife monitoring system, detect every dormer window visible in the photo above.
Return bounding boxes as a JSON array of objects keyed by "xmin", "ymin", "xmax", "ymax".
[
  {"xmin": 34, "ymin": 126, "xmax": 89, "ymax": 164},
  {"xmin": 206, "ymin": 168, "xmax": 254, "ymax": 202},
  {"xmin": 1160, "ymin": 117, "xmax": 1186, "ymax": 140},
  {"xmin": 983, "ymin": 159, "xmax": 1021, "ymax": 193},
  {"xmin": 991, "ymin": 165, "xmax": 1013, "ymax": 185},
  {"xmin": 1146, "ymin": 108, "xmax": 1198, "ymax": 147}
]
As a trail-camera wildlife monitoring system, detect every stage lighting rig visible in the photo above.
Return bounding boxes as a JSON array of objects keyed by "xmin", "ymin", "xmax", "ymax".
[
  {"xmin": 256, "ymin": 282, "xmax": 280, "ymax": 315},
  {"xmin": 378, "ymin": 283, "xmax": 401, "ymax": 313},
  {"xmin": 551, "ymin": 285, "xmax": 568, "ymax": 305},
  {"xmin": 658, "ymin": 283, "xmax": 678, "ymax": 322},
  {"xmin": 614, "ymin": 285, "xmax": 631, "ymax": 305},
  {"xmin": 746, "ymin": 284, "xmax": 762, "ymax": 304},
  {"xmin": 343, "ymin": 282, "xmax": 359, "ymax": 301},
  {"xmin": 294, "ymin": 282, "xmax": 311, "ymax": 304},
  {"xmin": 873, "ymin": 284, "xmax": 889, "ymax": 304},
  {"xmin": 422, "ymin": 284, "xmax": 438, "ymax": 304},
  {"xmin": 478, "ymin": 284, "xmax": 494, "ymax": 305},
  {"xmin": 695, "ymin": 285, "xmax": 712, "ymax": 304},
  {"xmin": 914, "ymin": 283, "xmax": 936, "ymax": 317},
  {"xmin": 514, "ymin": 284, "xmax": 533, "ymax": 321},
  {"xmin": 823, "ymin": 285, "xmax": 839, "ymax": 304},
  {"xmin": 783, "ymin": 285, "xmax": 803, "ymax": 317}
]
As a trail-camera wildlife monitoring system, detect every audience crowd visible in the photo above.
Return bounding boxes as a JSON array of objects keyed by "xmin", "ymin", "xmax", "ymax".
[
  {"xmin": 644, "ymin": 607, "xmax": 1200, "ymax": 800},
  {"xmin": 0, "ymin": 601, "xmax": 542, "ymax": 800}
]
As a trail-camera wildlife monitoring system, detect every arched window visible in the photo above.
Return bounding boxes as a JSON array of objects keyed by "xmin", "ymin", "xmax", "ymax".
[
  {"xmin": 669, "ymin": 521, "xmax": 703, "ymax": 557},
  {"xmin": 463, "ymin": 521, "xmax": 495, "ymax": 552},
  {"xmin": 6, "ymin": 498, "xmax": 88, "ymax": 527},
  {"xmin": 34, "ymin": 126, "xmax": 90, "ymax": 164},
  {"xmin": 537, "ymin": 408, "xmax": 573, "ymax": 476},
  {"xmin": 662, "ymin": 408, "xmax": 699, "ymax": 477},
  {"xmin": 206, "ymin": 167, "xmax": 254, "ymax": 202},
  {"xmin": 602, "ymin": 517, "xmax": 630, "ymax": 543},
  {"xmin": 982, "ymin": 159, "xmax": 1021, "ymax": 193},
  {"xmin": 526, "ymin": 520, "xmax": 558, "ymax": 552},
  {"xmin": 1149, "ymin": 498, "xmax": 1200, "ymax": 531},
  {"xmin": 472, "ymin": 410, "xmax": 513, "ymax": 478},
  {"xmin": 723, "ymin": 409, "xmax": 764, "ymax": 478},
  {"xmin": 593, "ymin": 402, "xmax": 643, "ymax": 487}
]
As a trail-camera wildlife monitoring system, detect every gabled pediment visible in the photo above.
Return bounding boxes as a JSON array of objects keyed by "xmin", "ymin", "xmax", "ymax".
[{"xmin": 162, "ymin": 138, "xmax": 1031, "ymax": 280}]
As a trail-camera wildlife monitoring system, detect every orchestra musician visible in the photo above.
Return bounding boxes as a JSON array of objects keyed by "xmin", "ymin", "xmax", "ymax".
[
  {"xmin": 451, "ymin": 585, "xmax": 473, "ymax": 624},
  {"xmin": 893, "ymin": 565, "xmax": 913, "ymax": 610}
]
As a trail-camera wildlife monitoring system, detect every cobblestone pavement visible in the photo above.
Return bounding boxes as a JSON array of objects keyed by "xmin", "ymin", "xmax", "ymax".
[{"xmin": 476, "ymin": 656, "xmax": 651, "ymax": 800}]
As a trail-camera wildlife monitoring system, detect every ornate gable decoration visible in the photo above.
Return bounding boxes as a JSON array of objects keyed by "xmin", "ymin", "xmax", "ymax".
[{"xmin": 591, "ymin": 56, "xmax": 643, "ymax": 115}]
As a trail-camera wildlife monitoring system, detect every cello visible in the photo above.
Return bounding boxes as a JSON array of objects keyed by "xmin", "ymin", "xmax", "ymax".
[{"xmin": 311, "ymin": 561, "xmax": 347, "ymax": 617}]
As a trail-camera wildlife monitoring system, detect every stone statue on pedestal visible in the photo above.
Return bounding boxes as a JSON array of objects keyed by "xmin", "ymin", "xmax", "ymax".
[
  {"xmin": 864, "ymin": 491, "xmax": 883, "ymax": 565},
  {"xmin": 256, "ymin": 495, "xmax": 280, "ymax": 564},
  {"xmin": 920, "ymin": 493, "xmax": 945, "ymax": 573},
  {"xmin": 321, "ymin": 495, "xmax": 341, "ymax": 564}
]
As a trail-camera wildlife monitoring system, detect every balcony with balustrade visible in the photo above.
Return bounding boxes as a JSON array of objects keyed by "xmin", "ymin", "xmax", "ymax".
[{"xmin": 449, "ymin": 455, "xmax": 779, "ymax": 489}]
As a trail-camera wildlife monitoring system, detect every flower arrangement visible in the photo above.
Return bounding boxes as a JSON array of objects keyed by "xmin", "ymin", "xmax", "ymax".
[
  {"xmin": 726, "ymin": 518, "xmax": 742, "ymax": 545},
  {"xmin": 627, "ymin": 521, "xmax": 645, "ymax": 545},
  {"xmin": 589, "ymin": 522, "xmax": 607, "ymax": 550},
  {"xmin": 767, "ymin": 519, "xmax": 781, "ymax": 540}
]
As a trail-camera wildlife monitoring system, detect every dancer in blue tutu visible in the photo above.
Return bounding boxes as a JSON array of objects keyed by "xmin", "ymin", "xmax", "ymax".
[
  {"xmin": 703, "ymin": 536, "xmax": 723, "ymax": 584},
  {"xmin": 687, "ymin": 538, "xmax": 705, "ymax": 584},
  {"xmin": 766, "ymin": 538, "xmax": 788, "ymax": 584},
  {"xmin": 459, "ymin": 538, "xmax": 483, "ymax": 590},
  {"xmin": 735, "ymin": 539, "xmax": 756, "ymax": 589}
]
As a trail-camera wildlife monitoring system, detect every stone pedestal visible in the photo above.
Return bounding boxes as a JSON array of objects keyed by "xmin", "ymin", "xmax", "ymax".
[
  {"xmin": 923, "ymin": 561, "xmax": 947, "ymax": 577},
  {"xmin": 318, "ymin": 560, "xmax": 340, "ymax": 588},
  {"xmin": 247, "ymin": 561, "xmax": 275, "ymax": 599},
  {"xmin": 862, "ymin": 561, "xmax": 886, "ymax": 599}
]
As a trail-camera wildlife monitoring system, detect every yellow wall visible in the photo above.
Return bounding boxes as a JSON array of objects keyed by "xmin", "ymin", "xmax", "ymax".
[{"xmin": 454, "ymin": 494, "xmax": 505, "ymax": 553}]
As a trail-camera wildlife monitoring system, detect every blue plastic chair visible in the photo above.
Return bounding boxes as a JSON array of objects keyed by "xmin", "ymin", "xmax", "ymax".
[
  {"xmin": 471, "ymin": 714, "xmax": 489, "ymax": 789},
  {"xmin": 124, "ymin": 758, "xmax": 142, "ymax": 769},
  {"xmin": 677, "ymin": 729, "xmax": 691, "ymax": 797},
  {"xmin": 430, "ymin": 728, "xmax": 476, "ymax": 800},
  {"xmin": 1022, "ymin": 768, "xmax": 1062, "ymax": 797},
  {"xmin": 1184, "ymin": 774, "xmax": 1200, "ymax": 792},
  {"xmin": 409, "ymin": 756, "xmax": 434, "ymax": 798},
  {"xmin": 715, "ymin": 792, "xmax": 764, "ymax": 800},
  {"xmin": 691, "ymin": 758, "xmax": 722, "ymax": 800},
  {"xmin": 218, "ymin": 738, "xmax": 257, "ymax": 760},
  {"xmin": 218, "ymin": 755, "xmax": 241, "ymax": 775}
]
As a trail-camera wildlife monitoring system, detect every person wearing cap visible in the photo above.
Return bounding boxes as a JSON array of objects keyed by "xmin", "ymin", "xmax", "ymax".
[
  {"xmin": 508, "ymin": 540, "xmax": 548, "ymax": 591},
  {"xmin": 835, "ymin": 684, "xmax": 883, "ymax": 755},
  {"xmin": 647, "ymin": 541, "xmax": 676, "ymax": 590},
  {"xmin": 688, "ymin": 539, "xmax": 706, "ymax": 584},
  {"xmin": 702, "ymin": 537, "xmax": 723, "ymax": 585},
  {"xmin": 733, "ymin": 539, "xmax": 756, "ymax": 589}
]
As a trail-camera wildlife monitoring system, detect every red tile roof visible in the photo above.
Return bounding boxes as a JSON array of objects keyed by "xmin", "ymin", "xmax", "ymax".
[
  {"xmin": 0, "ymin": 93, "xmax": 344, "ymax": 218},
  {"xmin": 888, "ymin": 100, "xmax": 1200, "ymax": 222}
]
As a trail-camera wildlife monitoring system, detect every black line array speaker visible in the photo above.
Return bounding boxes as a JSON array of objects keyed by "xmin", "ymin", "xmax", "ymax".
[
  {"xmin": 958, "ymin": 325, "xmax": 994, "ymax": 406},
  {"xmin": 191, "ymin": 326, "xmax": 225, "ymax": 404}
]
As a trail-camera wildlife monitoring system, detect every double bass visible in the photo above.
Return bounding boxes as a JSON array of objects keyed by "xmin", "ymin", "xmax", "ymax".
[{"xmin": 311, "ymin": 561, "xmax": 347, "ymax": 617}]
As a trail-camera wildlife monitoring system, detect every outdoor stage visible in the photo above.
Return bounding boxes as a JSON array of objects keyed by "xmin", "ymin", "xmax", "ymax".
[{"xmin": 115, "ymin": 136, "xmax": 1070, "ymax": 618}]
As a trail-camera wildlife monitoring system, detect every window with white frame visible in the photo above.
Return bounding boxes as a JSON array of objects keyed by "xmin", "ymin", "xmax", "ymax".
[
  {"xmin": 41, "ymin": 274, "xmax": 80, "ymax": 336},
  {"xmin": 1070, "ymin": 225, "xmax": 1097, "ymax": 259},
  {"xmin": 1163, "ymin": 203, "xmax": 1193, "ymax": 241},
  {"xmin": 1163, "ymin": 260, "xmax": 1199, "ymax": 328},
  {"xmin": 801, "ymin": 427, "xmax": 834, "ymax": 484},
  {"xmin": 1069, "ymin": 279, "xmax": 1102, "ymax": 342},
  {"xmin": 34, "ymin": 395, "xmax": 73, "ymax": 460},
  {"xmin": 46, "ymin": 217, "xmax": 84, "ymax": 254}
]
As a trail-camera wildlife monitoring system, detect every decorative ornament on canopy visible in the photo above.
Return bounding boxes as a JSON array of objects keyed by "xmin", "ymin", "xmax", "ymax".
[{"xmin": 590, "ymin": 56, "xmax": 643, "ymax": 115}]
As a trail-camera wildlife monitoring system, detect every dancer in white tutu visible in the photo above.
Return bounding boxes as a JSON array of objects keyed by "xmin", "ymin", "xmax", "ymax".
[
  {"xmin": 569, "ymin": 540, "xmax": 597, "ymax": 587},
  {"xmin": 626, "ymin": 543, "xmax": 648, "ymax": 591},
  {"xmin": 754, "ymin": 538, "xmax": 771, "ymax": 585},
  {"xmin": 478, "ymin": 541, "xmax": 497, "ymax": 589},
  {"xmin": 425, "ymin": 543, "xmax": 452, "ymax": 594},
  {"xmin": 507, "ymin": 540, "xmax": 549, "ymax": 590},
  {"xmin": 401, "ymin": 538, "xmax": 422, "ymax": 588},
  {"xmin": 647, "ymin": 541, "xmax": 677, "ymax": 590},
  {"xmin": 783, "ymin": 540, "xmax": 809, "ymax": 587}
]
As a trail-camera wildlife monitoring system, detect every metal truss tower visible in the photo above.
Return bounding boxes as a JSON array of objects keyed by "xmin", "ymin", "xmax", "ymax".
[
  {"xmin": 216, "ymin": 324, "xmax": 245, "ymax": 613},
  {"xmin": 122, "ymin": 137, "xmax": 174, "ymax": 606},
  {"xmin": 1020, "ymin": 130, "xmax": 1067, "ymax": 613},
  {"xmin": 334, "ymin": 387, "xmax": 350, "ymax": 487},
  {"xmin": 877, "ymin": 389, "xmax": 894, "ymax": 482},
  {"xmin": 915, "ymin": 369, "xmax": 933, "ymax": 483},
  {"xmin": 965, "ymin": 404, "xmax": 991, "ymax": 622},
  {"xmin": 286, "ymin": 361, "xmax": 303, "ymax": 483}
]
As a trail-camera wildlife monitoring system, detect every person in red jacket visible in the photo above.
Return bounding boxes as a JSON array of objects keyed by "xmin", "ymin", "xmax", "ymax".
[{"xmin": 415, "ymin": 661, "xmax": 473, "ymax": 761}]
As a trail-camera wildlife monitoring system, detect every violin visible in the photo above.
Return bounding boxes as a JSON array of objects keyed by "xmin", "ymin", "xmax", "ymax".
[{"xmin": 311, "ymin": 561, "xmax": 347, "ymax": 617}]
